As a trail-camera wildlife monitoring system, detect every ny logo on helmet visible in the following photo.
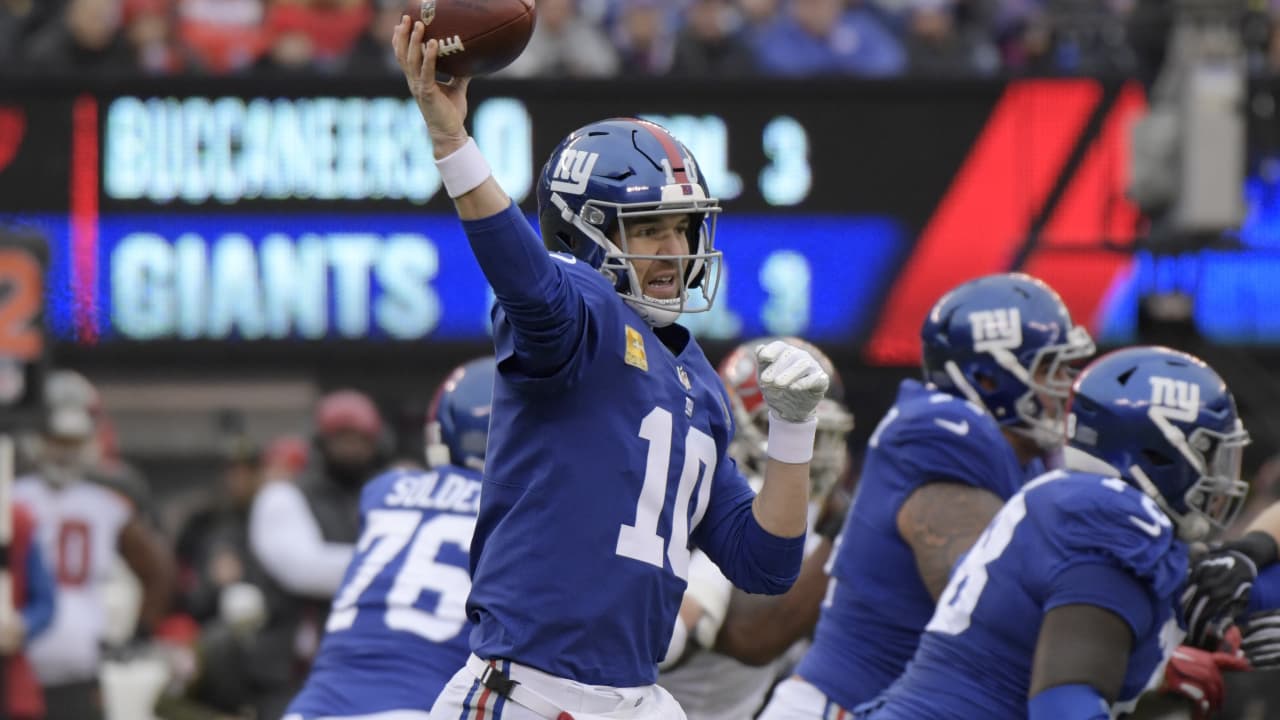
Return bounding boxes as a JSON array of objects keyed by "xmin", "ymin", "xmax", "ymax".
[
  {"xmin": 969, "ymin": 308, "xmax": 1022, "ymax": 352},
  {"xmin": 1149, "ymin": 376, "xmax": 1200, "ymax": 423},
  {"xmin": 549, "ymin": 149, "xmax": 600, "ymax": 195}
]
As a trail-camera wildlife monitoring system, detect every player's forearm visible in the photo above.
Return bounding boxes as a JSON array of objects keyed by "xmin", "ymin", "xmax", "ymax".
[
  {"xmin": 754, "ymin": 413, "xmax": 819, "ymax": 538},
  {"xmin": 1242, "ymin": 502, "xmax": 1280, "ymax": 564},
  {"xmin": 120, "ymin": 520, "xmax": 176, "ymax": 629},
  {"xmin": 453, "ymin": 176, "xmax": 511, "ymax": 221},
  {"xmin": 716, "ymin": 538, "xmax": 833, "ymax": 665},
  {"xmin": 430, "ymin": 129, "xmax": 511, "ymax": 221},
  {"xmin": 133, "ymin": 545, "xmax": 176, "ymax": 630},
  {"xmin": 754, "ymin": 459, "xmax": 809, "ymax": 538}
]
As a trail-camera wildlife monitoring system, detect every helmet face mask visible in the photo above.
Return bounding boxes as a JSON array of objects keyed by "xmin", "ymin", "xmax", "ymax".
[
  {"xmin": 1158, "ymin": 416, "xmax": 1250, "ymax": 535},
  {"xmin": 1005, "ymin": 324, "xmax": 1097, "ymax": 449}
]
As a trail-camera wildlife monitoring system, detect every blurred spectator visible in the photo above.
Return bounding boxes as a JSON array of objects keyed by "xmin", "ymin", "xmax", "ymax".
[
  {"xmin": 754, "ymin": 0, "xmax": 907, "ymax": 77},
  {"xmin": 614, "ymin": 0, "xmax": 676, "ymax": 75},
  {"xmin": 15, "ymin": 371, "xmax": 174, "ymax": 720},
  {"xmin": 263, "ymin": 433, "xmax": 309, "ymax": 482},
  {"xmin": 173, "ymin": 437, "xmax": 265, "ymax": 624},
  {"xmin": 176, "ymin": 0, "xmax": 264, "ymax": 74},
  {"xmin": 23, "ymin": 0, "xmax": 135, "ymax": 72},
  {"xmin": 500, "ymin": 0, "xmax": 619, "ymax": 77},
  {"xmin": 256, "ymin": 0, "xmax": 372, "ymax": 74},
  {"xmin": 242, "ymin": 389, "xmax": 387, "ymax": 719},
  {"xmin": 123, "ymin": 0, "xmax": 183, "ymax": 73},
  {"xmin": 671, "ymin": 0, "xmax": 757, "ymax": 76},
  {"xmin": 343, "ymin": 0, "xmax": 408, "ymax": 74},
  {"xmin": 903, "ymin": 0, "xmax": 998, "ymax": 75},
  {"xmin": 1, "ymin": 0, "xmax": 35, "ymax": 65},
  {"xmin": 737, "ymin": 0, "xmax": 780, "ymax": 29}
]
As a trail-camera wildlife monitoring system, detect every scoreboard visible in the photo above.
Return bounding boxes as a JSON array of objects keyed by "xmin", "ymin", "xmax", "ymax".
[{"xmin": 2, "ymin": 75, "xmax": 1278, "ymax": 365}]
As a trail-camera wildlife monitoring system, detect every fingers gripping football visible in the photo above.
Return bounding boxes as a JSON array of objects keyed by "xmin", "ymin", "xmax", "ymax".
[{"xmin": 756, "ymin": 341, "xmax": 830, "ymax": 424}]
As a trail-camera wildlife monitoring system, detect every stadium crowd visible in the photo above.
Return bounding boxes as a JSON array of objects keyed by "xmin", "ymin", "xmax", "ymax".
[{"xmin": 2, "ymin": 0, "xmax": 1280, "ymax": 79}]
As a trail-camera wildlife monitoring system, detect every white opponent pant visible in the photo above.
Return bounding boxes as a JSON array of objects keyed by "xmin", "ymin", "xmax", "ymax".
[
  {"xmin": 757, "ymin": 676, "xmax": 856, "ymax": 720},
  {"xmin": 430, "ymin": 655, "xmax": 687, "ymax": 720}
]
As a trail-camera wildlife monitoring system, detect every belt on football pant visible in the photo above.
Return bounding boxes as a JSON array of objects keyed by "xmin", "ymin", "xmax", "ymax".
[{"xmin": 465, "ymin": 654, "xmax": 576, "ymax": 720}]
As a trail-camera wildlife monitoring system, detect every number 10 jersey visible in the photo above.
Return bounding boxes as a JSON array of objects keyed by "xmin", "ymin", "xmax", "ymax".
[{"xmin": 469, "ymin": 254, "xmax": 797, "ymax": 688}]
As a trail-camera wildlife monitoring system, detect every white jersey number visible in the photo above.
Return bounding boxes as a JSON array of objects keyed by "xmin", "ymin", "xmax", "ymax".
[
  {"xmin": 326, "ymin": 509, "xmax": 473, "ymax": 642},
  {"xmin": 616, "ymin": 406, "xmax": 717, "ymax": 580}
]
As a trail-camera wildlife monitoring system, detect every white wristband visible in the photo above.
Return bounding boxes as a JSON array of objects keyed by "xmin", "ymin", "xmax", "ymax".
[
  {"xmin": 766, "ymin": 411, "xmax": 818, "ymax": 464},
  {"xmin": 435, "ymin": 137, "xmax": 492, "ymax": 198}
]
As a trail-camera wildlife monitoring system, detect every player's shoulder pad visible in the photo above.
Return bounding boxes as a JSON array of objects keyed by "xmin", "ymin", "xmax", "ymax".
[
  {"xmin": 885, "ymin": 389, "xmax": 1003, "ymax": 449},
  {"xmin": 1030, "ymin": 471, "xmax": 1185, "ymax": 597}
]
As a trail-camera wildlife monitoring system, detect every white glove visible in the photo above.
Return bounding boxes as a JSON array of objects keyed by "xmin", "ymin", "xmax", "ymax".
[{"xmin": 756, "ymin": 340, "xmax": 830, "ymax": 424}]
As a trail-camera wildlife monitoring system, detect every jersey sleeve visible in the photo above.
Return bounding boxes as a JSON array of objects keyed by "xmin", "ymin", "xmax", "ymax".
[
  {"xmin": 1247, "ymin": 562, "xmax": 1280, "ymax": 613},
  {"xmin": 691, "ymin": 455, "xmax": 805, "ymax": 595},
  {"xmin": 464, "ymin": 201, "xmax": 602, "ymax": 388},
  {"xmin": 1033, "ymin": 478, "xmax": 1186, "ymax": 639}
]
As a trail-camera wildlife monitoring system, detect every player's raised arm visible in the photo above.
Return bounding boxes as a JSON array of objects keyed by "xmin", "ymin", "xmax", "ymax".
[
  {"xmin": 393, "ymin": 17, "xmax": 507, "ymax": 220},
  {"xmin": 395, "ymin": 15, "xmax": 594, "ymax": 380}
]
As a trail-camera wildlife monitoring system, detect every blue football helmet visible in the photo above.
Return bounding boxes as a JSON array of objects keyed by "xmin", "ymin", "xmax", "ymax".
[
  {"xmin": 921, "ymin": 273, "xmax": 1096, "ymax": 450},
  {"xmin": 1065, "ymin": 346, "xmax": 1249, "ymax": 541},
  {"xmin": 537, "ymin": 117, "xmax": 722, "ymax": 328},
  {"xmin": 425, "ymin": 357, "xmax": 496, "ymax": 472}
]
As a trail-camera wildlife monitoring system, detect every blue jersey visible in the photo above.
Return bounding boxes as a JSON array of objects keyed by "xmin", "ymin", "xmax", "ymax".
[
  {"xmin": 862, "ymin": 470, "xmax": 1187, "ymax": 720},
  {"xmin": 797, "ymin": 380, "xmax": 1036, "ymax": 711},
  {"xmin": 285, "ymin": 466, "xmax": 481, "ymax": 718},
  {"xmin": 462, "ymin": 203, "xmax": 803, "ymax": 687}
]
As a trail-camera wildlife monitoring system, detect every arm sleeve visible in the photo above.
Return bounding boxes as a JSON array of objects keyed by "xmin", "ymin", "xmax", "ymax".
[
  {"xmin": 248, "ymin": 481, "xmax": 353, "ymax": 598},
  {"xmin": 691, "ymin": 458, "xmax": 805, "ymax": 595},
  {"xmin": 20, "ymin": 541, "xmax": 54, "ymax": 642},
  {"xmin": 463, "ymin": 201, "xmax": 591, "ymax": 380},
  {"xmin": 1045, "ymin": 561, "xmax": 1156, "ymax": 641},
  {"xmin": 1028, "ymin": 684, "xmax": 1110, "ymax": 720},
  {"xmin": 1248, "ymin": 562, "xmax": 1280, "ymax": 613}
]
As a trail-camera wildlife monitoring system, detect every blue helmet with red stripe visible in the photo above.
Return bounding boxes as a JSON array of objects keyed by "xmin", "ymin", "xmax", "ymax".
[{"xmin": 537, "ymin": 117, "xmax": 722, "ymax": 327}]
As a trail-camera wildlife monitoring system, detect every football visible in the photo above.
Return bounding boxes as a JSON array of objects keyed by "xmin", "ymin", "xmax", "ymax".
[{"xmin": 419, "ymin": 0, "xmax": 537, "ymax": 77}]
